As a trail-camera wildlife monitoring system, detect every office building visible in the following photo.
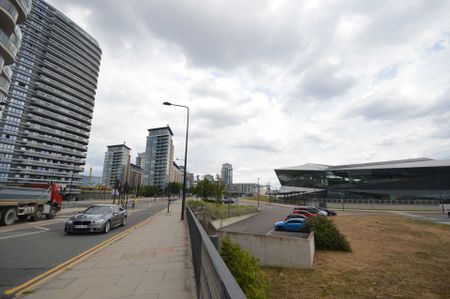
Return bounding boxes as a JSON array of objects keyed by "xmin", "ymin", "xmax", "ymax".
[
  {"xmin": 204, "ymin": 174, "xmax": 214, "ymax": 181},
  {"xmin": 143, "ymin": 126, "xmax": 174, "ymax": 189},
  {"xmin": 136, "ymin": 152, "xmax": 145, "ymax": 169},
  {"xmin": 221, "ymin": 163, "xmax": 233, "ymax": 191},
  {"xmin": 170, "ymin": 161, "xmax": 183, "ymax": 184},
  {"xmin": 101, "ymin": 144, "xmax": 130, "ymax": 188},
  {"xmin": 0, "ymin": 0, "xmax": 102, "ymax": 186},
  {"xmin": 129, "ymin": 163, "xmax": 143, "ymax": 189},
  {"xmin": 275, "ymin": 158, "xmax": 450, "ymax": 201},
  {"xmin": 230, "ymin": 183, "xmax": 259, "ymax": 196},
  {"xmin": 0, "ymin": 0, "xmax": 32, "ymax": 119}
]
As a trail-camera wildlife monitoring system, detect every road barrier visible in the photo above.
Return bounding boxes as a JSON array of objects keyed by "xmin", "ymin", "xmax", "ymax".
[{"xmin": 186, "ymin": 207, "xmax": 246, "ymax": 299}]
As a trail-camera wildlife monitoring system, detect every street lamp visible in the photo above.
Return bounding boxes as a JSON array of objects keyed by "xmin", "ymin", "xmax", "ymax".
[
  {"xmin": 163, "ymin": 101, "xmax": 190, "ymax": 220},
  {"xmin": 257, "ymin": 177, "xmax": 260, "ymax": 209}
]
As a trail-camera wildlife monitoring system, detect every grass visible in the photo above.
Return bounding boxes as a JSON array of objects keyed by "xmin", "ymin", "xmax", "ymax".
[
  {"xmin": 187, "ymin": 199, "xmax": 258, "ymax": 219},
  {"xmin": 264, "ymin": 215, "xmax": 450, "ymax": 298}
]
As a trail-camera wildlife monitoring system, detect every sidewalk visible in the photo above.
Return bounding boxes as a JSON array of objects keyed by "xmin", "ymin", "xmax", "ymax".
[{"xmin": 23, "ymin": 201, "xmax": 196, "ymax": 299}]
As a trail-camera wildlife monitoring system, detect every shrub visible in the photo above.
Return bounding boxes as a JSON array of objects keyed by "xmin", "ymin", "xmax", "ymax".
[
  {"xmin": 220, "ymin": 238, "xmax": 269, "ymax": 299},
  {"xmin": 305, "ymin": 216, "xmax": 352, "ymax": 252}
]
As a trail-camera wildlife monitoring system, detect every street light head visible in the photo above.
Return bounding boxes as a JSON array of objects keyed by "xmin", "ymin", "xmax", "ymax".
[{"xmin": 163, "ymin": 102, "xmax": 172, "ymax": 106}]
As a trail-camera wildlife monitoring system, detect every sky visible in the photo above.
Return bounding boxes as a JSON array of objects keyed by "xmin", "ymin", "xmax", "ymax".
[{"xmin": 47, "ymin": 0, "xmax": 450, "ymax": 188}]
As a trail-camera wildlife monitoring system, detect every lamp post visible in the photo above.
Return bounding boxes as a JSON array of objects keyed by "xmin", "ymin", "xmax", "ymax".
[
  {"xmin": 257, "ymin": 177, "xmax": 260, "ymax": 209},
  {"xmin": 163, "ymin": 101, "xmax": 189, "ymax": 220}
]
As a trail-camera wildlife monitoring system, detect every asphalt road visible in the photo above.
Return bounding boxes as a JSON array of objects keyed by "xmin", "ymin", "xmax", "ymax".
[{"xmin": 0, "ymin": 200, "xmax": 166, "ymax": 295}]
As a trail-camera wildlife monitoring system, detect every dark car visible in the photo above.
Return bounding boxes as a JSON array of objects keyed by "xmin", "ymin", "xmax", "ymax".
[
  {"xmin": 65, "ymin": 204, "xmax": 127, "ymax": 234},
  {"xmin": 323, "ymin": 208, "xmax": 337, "ymax": 216},
  {"xmin": 222, "ymin": 198, "xmax": 235, "ymax": 204}
]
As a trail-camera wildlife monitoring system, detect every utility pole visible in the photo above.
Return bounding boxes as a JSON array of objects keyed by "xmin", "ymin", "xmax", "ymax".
[{"xmin": 257, "ymin": 178, "xmax": 260, "ymax": 209}]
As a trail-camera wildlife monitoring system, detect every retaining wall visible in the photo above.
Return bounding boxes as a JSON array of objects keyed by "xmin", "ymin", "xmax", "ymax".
[{"xmin": 218, "ymin": 230, "xmax": 315, "ymax": 269}]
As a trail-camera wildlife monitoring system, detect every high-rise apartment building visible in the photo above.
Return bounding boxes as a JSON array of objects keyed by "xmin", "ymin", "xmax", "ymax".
[
  {"xmin": 143, "ymin": 126, "xmax": 174, "ymax": 189},
  {"xmin": 0, "ymin": 0, "xmax": 32, "ymax": 119},
  {"xmin": 128, "ymin": 163, "xmax": 142, "ymax": 189},
  {"xmin": 221, "ymin": 163, "xmax": 233, "ymax": 191},
  {"xmin": 0, "ymin": 0, "xmax": 101, "ymax": 186},
  {"xmin": 136, "ymin": 152, "xmax": 145, "ymax": 169},
  {"xmin": 101, "ymin": 144, "xmax": 130, "ymax": 188}
]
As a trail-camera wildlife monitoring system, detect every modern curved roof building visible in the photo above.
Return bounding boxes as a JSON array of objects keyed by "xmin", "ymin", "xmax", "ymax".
[
  {"xmin": 275, "ymin": 158, "xmax": 450, "ymax": 201},
  {"xmin": 0, "ymin": 0, "xmax": 32, "ymax": 116},
  {"xmin": 0, "ymin": 0, "xmax": 102, "ymax": 187}
]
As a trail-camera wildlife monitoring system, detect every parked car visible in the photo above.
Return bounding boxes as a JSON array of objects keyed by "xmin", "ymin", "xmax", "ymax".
[
  {"xmin": 274, "ymin": 218, "xmax": 306, "ymax": 232},
  {"xmin": 222, "ymin": 198, "xmax": 235, "ymax": 204},
  {"xmin": 293, "ymin": 206, "xmax": 328, "ymax": 216},
  {"xmin": 65, "ymin": 204, "xmax": 127, "ymax": 234},
  {"xmin": 284, "ymin": 214, "xmax": 307, "ymax": 221},
  {"xmin": 323, "ymin": 208, "xmax": 337, "ymax": 216},
  {"xmin": 292, "ymin": 210, "xmax": 319, "ymax": 217}
]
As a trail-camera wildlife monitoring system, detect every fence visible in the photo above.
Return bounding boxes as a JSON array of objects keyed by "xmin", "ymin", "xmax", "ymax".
[{"xmin": 186, "ymin": 207, "xmax": 246, "ymax": 299}]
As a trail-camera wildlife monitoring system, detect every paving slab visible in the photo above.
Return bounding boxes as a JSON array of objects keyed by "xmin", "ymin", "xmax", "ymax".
[{"xmin": 22, "ymin": 201, "xmax": 196, "ymax": 299}]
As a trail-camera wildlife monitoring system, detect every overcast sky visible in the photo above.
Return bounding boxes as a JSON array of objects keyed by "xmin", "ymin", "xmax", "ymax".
[{"xmin": 47, "ymin": 0, "xmax": 450, "ymax": 188}]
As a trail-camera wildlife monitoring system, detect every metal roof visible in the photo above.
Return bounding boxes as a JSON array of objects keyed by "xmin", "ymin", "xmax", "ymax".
[{"xmin": 276, "ymin": 158, "xmax": 450, "ymax": 171}]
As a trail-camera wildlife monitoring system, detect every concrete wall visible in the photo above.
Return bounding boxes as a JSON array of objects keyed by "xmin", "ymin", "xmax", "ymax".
[{"xmin": 218, "ymin": 231, "xmax": 315, "ymax": 269}]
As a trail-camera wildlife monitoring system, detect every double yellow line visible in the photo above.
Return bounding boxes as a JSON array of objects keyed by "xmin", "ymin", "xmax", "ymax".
[{"xmin": 4, "ymin": 215, "xmax": 155, "ymax": 298}]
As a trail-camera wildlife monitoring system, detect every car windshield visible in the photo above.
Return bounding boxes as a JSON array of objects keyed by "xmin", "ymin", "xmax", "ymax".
[{"xmin": 84, "ymin": 206, "xmax": 113, "ymax": 215}]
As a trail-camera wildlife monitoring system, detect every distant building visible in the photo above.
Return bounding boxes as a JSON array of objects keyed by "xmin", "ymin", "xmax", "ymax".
[
  {"xmin": 143, "ymin": 126, "xmax": 174, "ymax": 189},
  {"xmin": 101, "ymin": 144, "xmax": 131, "ymax": 188},
  {"xmin": 188, "ymin": 172, "xmax": 194, "ymax": 189},
  {"xmin": 221, "ymin": 163, "xmax": 233, "ymax": 191},
  {"xmin": 204, "ymin": 174, "xmax": 214, "ymax": 181},
  {"xmin": 129, "ymin": 163, "xmax": 143, "ymax": 189},
  {"xmin": 81, "ymin": 175, "xmax": 102, "ymax": 186},
  {"xmin": 230, "ymin": 183, "xmax": 265, "ymax": 196},
  {"xmin": 136, "ymin": 152, "xmax": 145, "ymax": 169},
  {"xmin": 170, "ymin": 162, "xmax": 183, "ymax": 184}
]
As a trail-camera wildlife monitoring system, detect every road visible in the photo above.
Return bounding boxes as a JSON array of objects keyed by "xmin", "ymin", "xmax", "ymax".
[{"xmin": 0, "ymin": 199, "xmax": 167, "ymax": 295}]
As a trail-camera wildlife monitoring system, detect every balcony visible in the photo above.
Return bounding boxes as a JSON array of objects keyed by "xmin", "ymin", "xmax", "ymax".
[
  {"xmin": 26, "ymin": 123, "xmax": 89, "ymax": 145},
  {"xmin": 44, "ymin": 53, "xmax": 98, "ymax": 84},
  {"xmin": 41, "ymin": 66, "xmax": 96, "ymax": 97},
  {"xmin": 16, "ymin": 159, "xmax": 84, "ymax": 172},
  {"xmin": 30, "ymin": 106, "xmax": 91, "ymax": 130},
  {"xmin": 25, "ymin": 140, "xmax": 87, "ymax": 158},
  {"xmin": 28, "ymin": 114, "xmax": 90, "ymax": 138},
  {"xmin": 15, "ymin": 0, "xmax": 32, "ymax": 23},
  {"xmin": 0, "ymin": 0, "xmax": 19, "ymax": 34},
  {"xmin": 49, "ymin": 36, "xmax": 100, "ymax": 72},
  {"xmin": 0, "ymin": 74, "xmax": 11, "ymax": 95},
  {"xmin": 31, "ymin": 97, "xmax": 92, "ymax": 124},
  {"xmin": 45, "ymin": 48, "xmax": 98, "ymax": 81},
  {"xmin": 34, "ymin": 82, "xmax": 94, "ymax": 112},
  {"xmin": 21, "ymin": 150, "xmax": 84, "ymax": 164},
  {"xmin": 25, "ymin": 131, "xmax": 88, "ymax": 151},
  {"xmin": 2, "ymin": 65, "xmax": 12, "ymax": 81},
  {"xmin": 33, "ymin": 91, "xmax": 93, "ymax": 117},
  {"xmin": 0, "ymin": 28, "xmax": 17, "ymax": 64},
  {"xmin": 38, "ymin": 75, "xmax": 95, "ymax": 106},
  {"xmin": 42, "ymin": 60, "xmax": 97, "ymax": 91}
]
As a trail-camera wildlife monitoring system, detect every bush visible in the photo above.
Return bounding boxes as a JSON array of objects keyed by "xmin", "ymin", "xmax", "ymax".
[
  {"xmin": 220, "ymin": 238, "xmax": 269, "ymax": 299},
  {"xmin": 305, "ymin": 217, "xmax": 352, "ymax": 252}
]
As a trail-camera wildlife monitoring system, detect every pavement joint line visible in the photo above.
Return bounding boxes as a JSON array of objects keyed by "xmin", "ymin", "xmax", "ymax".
[
  {"xmin": 265, "ymin": 228, "xmax": 275, "ymax": 236},
  {"xmin": 3, "ymin": 211, "xmax": 158, "ymax": 298}
]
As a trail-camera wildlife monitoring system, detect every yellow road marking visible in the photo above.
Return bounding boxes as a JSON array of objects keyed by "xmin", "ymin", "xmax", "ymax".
[{"xmin": 4, "ymin": 214, "xmax": 156, "ymax": 298}]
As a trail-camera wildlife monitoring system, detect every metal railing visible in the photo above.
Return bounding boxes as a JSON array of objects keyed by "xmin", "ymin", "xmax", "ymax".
[{"xmin": 186, "ymin": 207, "xmax": 246, "ymax": 299}]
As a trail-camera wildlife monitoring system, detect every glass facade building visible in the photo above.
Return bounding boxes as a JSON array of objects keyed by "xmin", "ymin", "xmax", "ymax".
[
  {"xmin": 0, "ymin": 0, "xmax": 101, "ymax": 187},
  {"xmin": 275, "ymin": 158, "xmax": 450, "ymax": 201}
]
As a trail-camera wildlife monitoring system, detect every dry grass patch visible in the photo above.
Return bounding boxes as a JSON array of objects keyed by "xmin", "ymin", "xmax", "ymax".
[{"xmin": 264, "ymin": 215, "xmax": 450, "ymax": 299}]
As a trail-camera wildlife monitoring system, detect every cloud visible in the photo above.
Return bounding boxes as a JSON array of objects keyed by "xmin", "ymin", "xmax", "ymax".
[{"xmin": 45, "ymin": 0, "xmax": 450, "ymax": 185}]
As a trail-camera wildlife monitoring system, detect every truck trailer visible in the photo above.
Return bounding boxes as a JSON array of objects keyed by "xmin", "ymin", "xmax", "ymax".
[{"xmin": 0, "ymin": 183, "xmax": 62, "ymax": 226}]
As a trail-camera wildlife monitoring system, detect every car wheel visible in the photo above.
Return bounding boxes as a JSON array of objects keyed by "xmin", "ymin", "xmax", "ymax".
[
  {"xmin": 1, "ymin": 208, "xmax": 17, "ymax": 226},
  {"xmin": 31, "ymin": 207, "xmax": 43, "ymax": 221},
  {"xmin": 121, "ymin": 217, "xmax": 127, "ymax": 226},
  {"xmin": 103, "ymin": 221, "xmax": 111, "ymax": 234}
]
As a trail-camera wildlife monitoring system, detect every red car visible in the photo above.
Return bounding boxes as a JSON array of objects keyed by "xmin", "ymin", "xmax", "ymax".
[
  {"xmin": 292, "ymin": 210, "xmax": 319, "ymax": 218},
  {"xmin": 284, "ymin": 214, "xmax": 307, "ymax": 221}
]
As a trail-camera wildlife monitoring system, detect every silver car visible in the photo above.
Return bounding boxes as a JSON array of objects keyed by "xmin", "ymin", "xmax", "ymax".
[{"xmin": 65, "ymin": 204, "xmax": 127, "ymax": 234}]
